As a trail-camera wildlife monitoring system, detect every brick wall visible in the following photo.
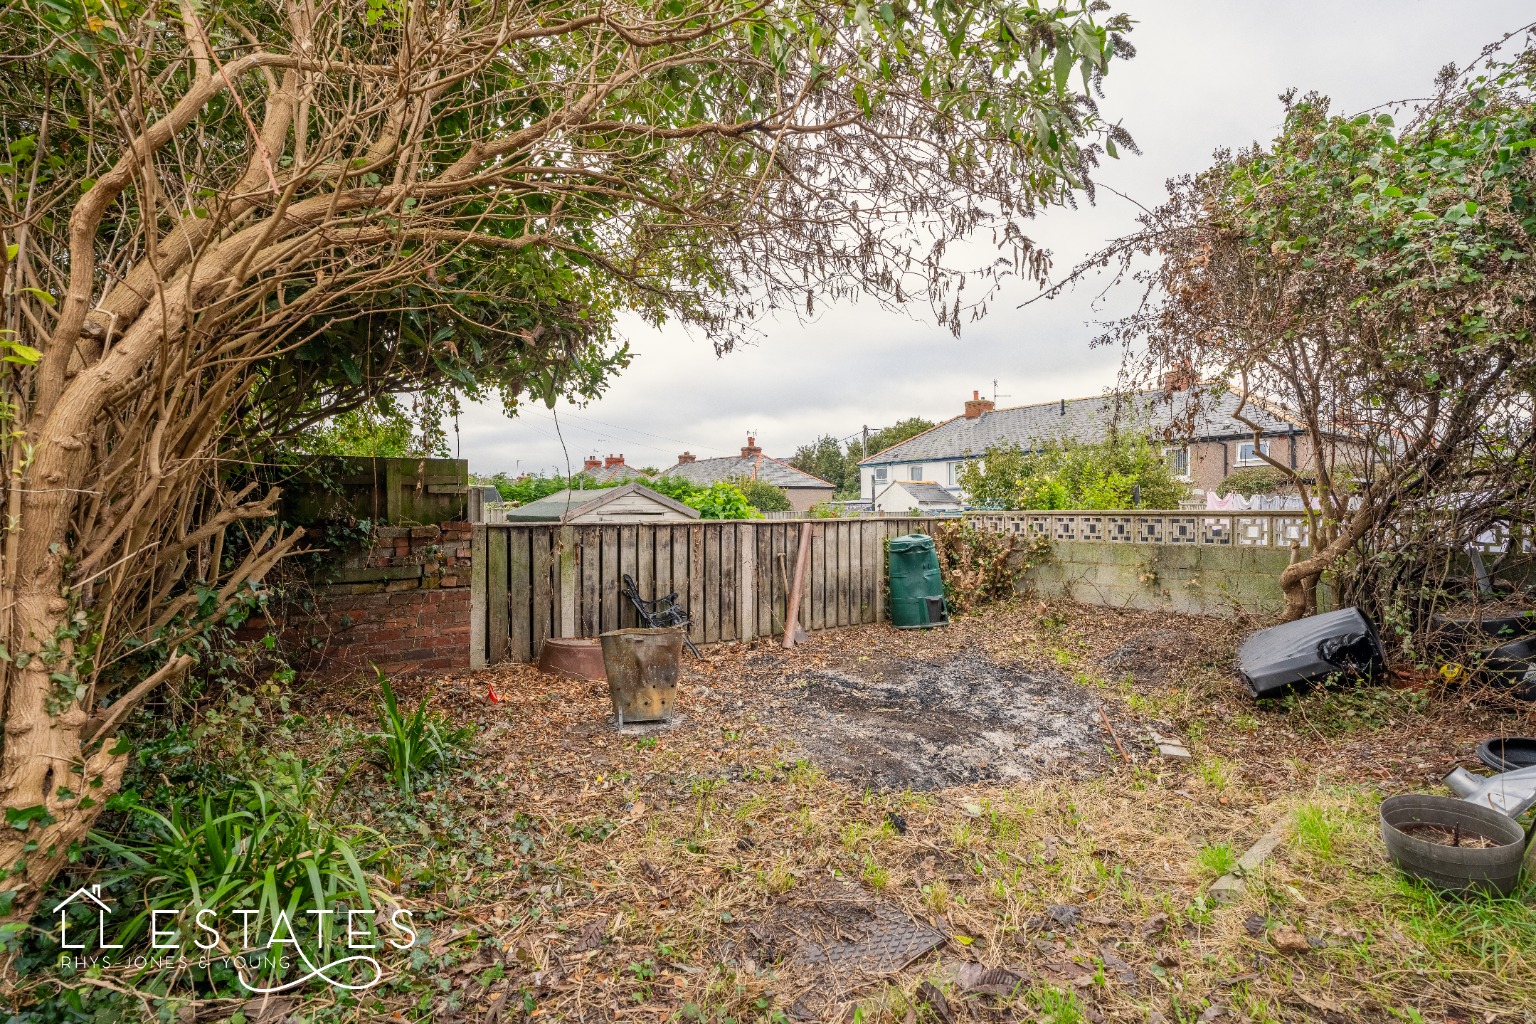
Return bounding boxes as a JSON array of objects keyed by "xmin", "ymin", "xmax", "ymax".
[{"xmin": 292, "ymin": 521, "xmax": 474, "ymax": 678}]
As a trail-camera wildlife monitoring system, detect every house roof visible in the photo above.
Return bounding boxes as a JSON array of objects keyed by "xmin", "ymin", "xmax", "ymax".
[
  {"xmin": 578, "ymin": 463, "xmax": 651, "ymax": 485},
  {"xmin": 888, "ymin": 481, "xmax": 961, "ymax": 505},
  {"xmin": 661, "ymin": 453, "xmax": 833, "ymax": 490},
  {"xmin": 502, "ymin": 483, "xmax": 699, "ymax": 523},
  {"xmin": 860, "ymin": 388, "xmax": 1298, "ymax": 466}
]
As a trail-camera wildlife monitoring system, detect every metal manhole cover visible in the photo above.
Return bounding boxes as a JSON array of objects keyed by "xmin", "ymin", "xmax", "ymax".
[{"xmin": 781, "ymin": 887, "xmax": 943, "ymax": 977}]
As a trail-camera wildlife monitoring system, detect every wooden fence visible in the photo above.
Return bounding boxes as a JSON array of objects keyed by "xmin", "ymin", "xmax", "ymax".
[{"xmin": 470, "ymin": 518, "xmax": 934, "ymax": 666}]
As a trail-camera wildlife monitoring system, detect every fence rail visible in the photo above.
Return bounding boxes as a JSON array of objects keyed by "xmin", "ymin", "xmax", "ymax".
[
  {"xmin": 471, "ymin": 518, "xmax": 936, "ymax": 666},
  {"xmin": 963, "ymin": 510, "xmax": 1316, "ymax": 549}
]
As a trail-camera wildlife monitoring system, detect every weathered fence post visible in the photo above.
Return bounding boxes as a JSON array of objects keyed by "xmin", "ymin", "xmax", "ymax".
[
  {"xmin": 470, "ymin": 524, "xmax": 487, "ymax": 669},
  {"xmin": 558, "ymin": 525, "xmax": 578, "ymax": 639},
  {"xmin": 739, "ymin": 522, "xmax": 756, "ymax": 642}
]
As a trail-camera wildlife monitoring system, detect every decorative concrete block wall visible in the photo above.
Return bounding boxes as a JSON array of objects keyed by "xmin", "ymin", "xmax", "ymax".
[{"xmin": 1019, "ymin": 540, "xmax": 1296, "ymax": 617}]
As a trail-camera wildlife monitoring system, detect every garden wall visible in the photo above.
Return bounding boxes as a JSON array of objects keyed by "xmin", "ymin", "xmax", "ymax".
[
  {"xmin": 966, "ymin": 510, "xmax": 1325, "ymax": 618},
  {"xmin": 1021, "ymin": 540, "xmax": 1296, "ymax": 617},
  {"xmin": 295, "ymin": 521, "xmax": 475, "ymax": 678}
]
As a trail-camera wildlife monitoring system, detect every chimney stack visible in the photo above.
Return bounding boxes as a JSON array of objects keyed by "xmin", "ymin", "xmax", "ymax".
[
  {"xmin": 604, "ymin": 454, "xmax": 624, "ymax": 468},
  {"xmin": 741, "ymin": 435, "xmax": 762, "ymax": 457},
  {"xmin": 677, "ymin": 451, "xmax": 696, "ymax": 464},
  {"xmin": 583, "ymin": 455, "xmax": 602, "ymax": 471},
  {"xmin": 964, "ymin": 390, "xmax": 996, "ymax": 420},
  {"xmin": 1160, "ymin": 363, "xmax": 1198, "ymax": 392}
]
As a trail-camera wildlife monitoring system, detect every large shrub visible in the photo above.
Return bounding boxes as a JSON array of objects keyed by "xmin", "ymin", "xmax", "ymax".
[{"xmin": 959, "ymin": 433, "xmax": 1189, "ymax": 510}]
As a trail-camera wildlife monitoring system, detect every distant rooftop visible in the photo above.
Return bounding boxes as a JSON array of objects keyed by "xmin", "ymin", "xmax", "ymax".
[
  {"xmin": 861, "ymin": 387, "xmax": 1296, "ymax": 465},
  {"xmin": 661, "ymin": 435, "xmax": 833, "ymax": 490}
]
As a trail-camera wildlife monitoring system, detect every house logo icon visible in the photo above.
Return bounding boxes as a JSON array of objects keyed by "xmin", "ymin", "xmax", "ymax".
[{"xmin": 53, "ymin": 885, "xmax": 122, "ymax": 951}]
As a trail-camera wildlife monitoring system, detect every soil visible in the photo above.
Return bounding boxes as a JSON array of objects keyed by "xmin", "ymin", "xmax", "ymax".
[
  {"xmin": 764, "ymin": 650, "xmax": 1107, "ymax": 791},
  {"xmin": 1396, "ymin": 822, "xmax": 1506, "ymax": 849}
]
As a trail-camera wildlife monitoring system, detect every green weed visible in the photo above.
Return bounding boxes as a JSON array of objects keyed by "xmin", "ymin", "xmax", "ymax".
[
  {"xmin": 369, "ymin": 673, "xmax": 475, "ymax": 796},
  {"xmin": 1196, "ymin": 842, "xmax": 1238, "ymax": 877}
]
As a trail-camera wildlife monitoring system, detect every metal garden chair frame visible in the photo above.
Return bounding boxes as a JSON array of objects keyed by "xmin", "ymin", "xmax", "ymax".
[{"xmin": 620, "ymin": 573, "xmax": 701, "ymax": 657}]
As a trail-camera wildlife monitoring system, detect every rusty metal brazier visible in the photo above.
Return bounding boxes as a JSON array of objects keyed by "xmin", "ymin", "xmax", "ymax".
[{"xmin": 599, "ymin": 627, "xmax": 685, "ymax": 726}]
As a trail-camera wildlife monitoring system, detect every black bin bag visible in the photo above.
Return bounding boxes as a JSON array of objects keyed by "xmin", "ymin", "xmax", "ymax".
[{"xmin": 1236, "ymin": 607, "xmax": 1385, "ymax": 698}]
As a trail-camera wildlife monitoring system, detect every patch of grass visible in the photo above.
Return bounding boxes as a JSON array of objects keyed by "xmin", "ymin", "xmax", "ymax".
[
  {"xmin": 1196, "ymin": 842, "xmax": 1238, "ymax": 878},
  {"xmin": 634, "ymin": 735, "xmax": 659, "ymax": 750},
  {"xmin": 1025, "ymin": 984, "xmax": 1087, "ymax": 1023},
  {"xmin": 1293, "ymin": 804, "xmax": 1343, "ymax": 860},
  {"xmin": 861, "ymin": 858, "xmax": 890, "ymax": 891},
  {"xmin": 757, "ymin": 864, "xmax": 796, "ymax": 894},
  {"xmin": 1197, "ymin": 756, "xmax": 1231, "ymax": 791}
]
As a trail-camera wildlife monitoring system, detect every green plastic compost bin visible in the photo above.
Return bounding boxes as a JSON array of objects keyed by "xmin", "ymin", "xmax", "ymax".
[{"xmin": 887, "ymin": 533, "xmax": 949, "ymax": 629}]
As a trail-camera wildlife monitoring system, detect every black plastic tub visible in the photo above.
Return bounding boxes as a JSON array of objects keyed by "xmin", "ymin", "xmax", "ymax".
[
  {"xmin": 1236, "ymin": 608, "xmax": 1384, "ymax": 698},
  {"xmin": 1477, "ymin": 737, "xmax": 1536, "ymax": 772},
  {"xmin": 1481, "ymin": 637, "xmax": 1536, "ymax": 700},
  {"xmin": 1379, "ymin": 794, "xmax": 1527, "ymax": 897}
]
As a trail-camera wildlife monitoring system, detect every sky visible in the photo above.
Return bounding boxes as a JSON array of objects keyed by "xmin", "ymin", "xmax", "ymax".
[{"xmin": 455, "ymin": 2, "xmax": 1533, "ymax": 478}]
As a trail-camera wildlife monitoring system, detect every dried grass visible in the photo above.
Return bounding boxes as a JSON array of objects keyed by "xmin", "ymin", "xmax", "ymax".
[{"xmin": 305, "ymin": 598, "xmax": 1536, "ymax": 1023}]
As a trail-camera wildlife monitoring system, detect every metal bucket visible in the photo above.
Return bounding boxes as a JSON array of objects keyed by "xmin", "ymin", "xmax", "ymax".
[{"xmin": 599, "ymin": 628, "xmax": 685, "ymax": 726}]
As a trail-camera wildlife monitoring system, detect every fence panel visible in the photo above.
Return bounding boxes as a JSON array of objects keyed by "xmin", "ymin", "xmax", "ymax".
[{"xmin": 473, "ymin": 517, "xmax": 938, "ymax": 665}]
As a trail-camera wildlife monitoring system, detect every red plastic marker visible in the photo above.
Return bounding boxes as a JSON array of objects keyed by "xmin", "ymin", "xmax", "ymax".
[{"xmin": 486, "ymin": 681, "xmax": 500, "ymax": 703}]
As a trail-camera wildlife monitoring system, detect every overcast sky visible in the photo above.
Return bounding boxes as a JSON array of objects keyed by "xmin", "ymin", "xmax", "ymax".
[{"xmin": 455, "ymin": 2, "xmax": 1532, "ymax": 477}]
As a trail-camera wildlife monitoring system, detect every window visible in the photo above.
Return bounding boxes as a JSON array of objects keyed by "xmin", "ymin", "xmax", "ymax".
[
  {"xmin": 1164, "ymin": 446, "xmax": 1190, "ymax": 479},
  {"xmin": 1236, "ymin": 440, "xmax": 1270, "ymax": 466},
  {"xmin": 874, "ymin": 466, "xmax": 887, "ymax": 482},
  {"xmin": 910, "ymin": 465, "xmax": 924, "ymax": 481},
  {"xmin": 948, "ymin": 462, "xmax": 959, "ymax": 485}
]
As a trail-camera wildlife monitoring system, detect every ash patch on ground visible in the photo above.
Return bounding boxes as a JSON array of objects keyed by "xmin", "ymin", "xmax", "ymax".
[{"xmin": 780, "ymin": 651, "xmax": 1107, "ymax": 790}]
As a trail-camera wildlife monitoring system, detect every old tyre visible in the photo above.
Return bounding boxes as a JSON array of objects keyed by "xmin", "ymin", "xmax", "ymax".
[{"xmin": 1380, "ymin": 794, "xmax": 1527, "ymax": 897}]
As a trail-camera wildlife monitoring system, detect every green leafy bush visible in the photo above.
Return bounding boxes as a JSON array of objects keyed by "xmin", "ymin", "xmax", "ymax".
[
  {"xmin": 958, "ymin": 433, "xmax": 1189, "ymax": 510},
  {"xmin": 734, "ymin": 477, "xmax": 791, "ymax": 512},
  {"xmin": 370, "ymin": 675, "xmax": 475, "ymax": 796},
  {"xmin": 687, "ymin": 482, "xmax": 763, "ymax": 519},
  {"xmin": 1217, "ymin": 465, "xmax": 1294, "ymax": 497}
]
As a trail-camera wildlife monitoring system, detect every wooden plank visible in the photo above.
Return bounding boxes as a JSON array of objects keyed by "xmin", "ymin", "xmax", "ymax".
[
  {"xmin": 688, "ymin": 525, "xmax": 705, "ymax": 646},
  {"xmin": 579, "ymin": 526, "xmax": 601, "ymax": 638},
  {"xmin": 852, "ymin": 521, "xmax": 866, "ymax": 624},
  {"xmin": 823, "ymin": 520, "xmax": 837, "ymax": 627},
  {"xmin": 600, "ymin": 526, "xmax": 620, "ymax": 633},
  {"xmin": 719, "ymin": 524, "xmax": 736, "ymax": 642},
  {"xmin": 654, "ymin": 525, "xmax": 673, "ymax": 607},
  {"xmin": 634, "ymin": 524, "xmax": 654, "ymax": 629},
  {"xmin": 507, "ymin": 528, "xmax": 532, "ymax": 662},
  {"xmin": 618, "ymin": 524, "xmax": 638, "ymax": 629},
  {"xmin": 532, "ymin": 527, "xmax": 553, "ymax": 656},
  {"xmin": 487, "ymin": 527, "xmax": 509, "ymax": 662},
  {"xmin": 702, "ymin": 524, "xmax": 720, "ymax": 643},
  {"xmin": 470, "ymin": 525, "xmax": 487, "ymax": 669},
  {"xmin": 810, "ymin": 522, "xmax": 826, "ymax": 631},
  {"xmin": 739, "ymin": 523, "xmax": 756, "ymax": 642},
  {"xmin": 558, "ymin": 526, "xmax": 577, "ymax": 638},
  {"xmin": 836, "ymin": 521, "xmax": 851, "ymax": 627},
  {"xmin": 784, "ymin": 522, "xmax": 812, "ymax": 647},
  {"xmin": 862, "ymin": 520, "xmax": 880, "ymax": 623},
  {"xmin": 754, "ymin": 524, "xmax": 771, "ymax": 637}
]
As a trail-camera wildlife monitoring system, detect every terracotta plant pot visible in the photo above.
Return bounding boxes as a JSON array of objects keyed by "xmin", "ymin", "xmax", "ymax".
[
  {"xmin": 1379, "ymin": 794, "xmax": 1527, "ymax": 896},
  {"xmin": 537, "ymin": 638, "xmax": 606, "ymax": 681}
]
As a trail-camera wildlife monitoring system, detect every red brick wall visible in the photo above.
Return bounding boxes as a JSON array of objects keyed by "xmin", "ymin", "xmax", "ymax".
[{"xmin": 289, "ymin": 521, "xmax": 474, "ymax": 679}]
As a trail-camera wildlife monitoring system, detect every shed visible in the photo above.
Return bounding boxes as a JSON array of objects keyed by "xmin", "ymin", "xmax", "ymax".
[
  {"xmin": 873, "ymin": 480, "xmax": 963, "ymax": 514},
  {"xmin": 500, "ymin": 483, "xmax": 700, "ymax": 524}
]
